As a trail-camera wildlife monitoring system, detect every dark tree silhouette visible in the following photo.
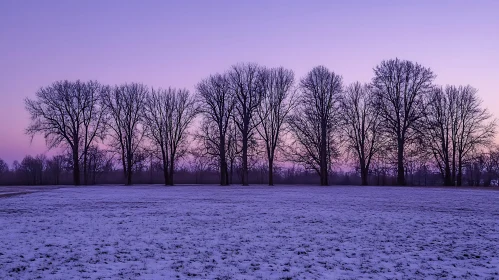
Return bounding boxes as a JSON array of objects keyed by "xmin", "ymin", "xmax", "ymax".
[
  {"xmin": 25, "ymin": 80, "xmax": 108, "ymax": 185},
  {"xmin": 12, "ymin": 62, "xmax": 498, "ymax": 187},
  {"xmin": 228, "ymin": 63, "xmax": 264, "ymax": 186},
  {"xmin": 196, "ymin": 73, "xmax": 235, "ymax": 186},
  {"xmin": 476, "ymin": 146, "xmax": 499, "ymax": 186},
  {"xmin": 102, "ymin": 83, "xmax": 147, "ymax": 185},
  {"xmin": 188, "ymin": 148, "xmax": 214, "ymax": 184},
  {"xmin": 226, "ymin": 120, "xmax": 242, "ymax": 184},
  {"xmin": 423, "ymin": 86, "xmax": 457, "ymax": 186},
  {"xmin": 86, "ymin": 146, "xmax": 114, "ymax": 185},
  {"xmin": 454, "ymin": 86, "xmax": 496, "ymax": 186},
  {"xmin": 45, "ymin": 155, "xmax": 65, "ymax": 185},
  {"xmin": 288, "ymin": 66, "xmax": 343, "ymax": 186},
  {"xmin": 423, "ymin": 85, "xmax": 496, "ymax": 186},
  {"xmin": 143, "ymin": 88, "xmax": 198, "ymax": 185},
  {"xmin": 372, "ymin": 58, "xmax": 435, "ymax": 186},
  {"xmin": 19, "ymin": 154, "xmax": 46, "ymax": 185},
  {"xmin": 256, "ymin": 67, "xmax": 296, "ymax": 186},
  {"xmin": 80, "ymin": 82, "xmax": 109, "ymax": 185},
  {"xmin": 340, "ymin": 82, "xmax": 382, "ymax": 185},
  {"xmin": 0, "ymin": 158, "xmax": 8, "ymax": 179}
]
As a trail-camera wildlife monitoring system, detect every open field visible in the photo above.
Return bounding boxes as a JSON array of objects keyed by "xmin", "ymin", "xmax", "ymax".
[{"xmin": 1, "ymin": 185, "xmax": 498, "ymax": 279}]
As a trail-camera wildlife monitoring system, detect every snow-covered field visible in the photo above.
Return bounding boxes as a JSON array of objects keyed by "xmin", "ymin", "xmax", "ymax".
[{"xmin": 0, "ymin": 185, "xmax": 498, "ymax": 279}]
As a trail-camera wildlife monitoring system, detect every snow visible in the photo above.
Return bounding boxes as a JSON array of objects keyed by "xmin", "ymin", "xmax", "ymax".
[{"xmin": 0, "ymin": 185, "xmax": 498, "ymax": 279}]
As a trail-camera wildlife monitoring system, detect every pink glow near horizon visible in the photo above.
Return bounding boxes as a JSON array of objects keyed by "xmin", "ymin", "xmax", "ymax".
[{"xmin": 0, "ymin": 0, "xmax": 498, "ymax": 165}]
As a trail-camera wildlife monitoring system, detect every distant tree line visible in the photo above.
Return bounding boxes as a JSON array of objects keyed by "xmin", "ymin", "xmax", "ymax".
[{"xmin": 0, "ymin": 58, "xmax": 495, "ymax": 187}]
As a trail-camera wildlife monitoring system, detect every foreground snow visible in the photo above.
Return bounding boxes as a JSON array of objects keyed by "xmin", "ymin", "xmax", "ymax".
[{"xmin": 0, "ymin": 185, "xmax": 498, "ymax": 279}]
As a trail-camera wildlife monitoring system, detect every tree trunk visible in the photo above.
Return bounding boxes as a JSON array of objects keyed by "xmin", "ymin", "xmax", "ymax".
[
  {"xmin": 163, "ymin": 159, "xmax": 169, "ymax": 186},
  {"xmin": 359, "ymin": 156, "xmax": 368, "ymax": 186},
  {"xmin": 451, "ymin": 146, "xmax": 456, "ymax": 186},
  {"xmin": 220, "ymin": 137, "xmax": 228, "ymax": 186},
  {"xmin": 83, "ymin": 150, "xmax": 88, "ymax": 185},
  {"xmin": 72, "ymin": 147, "xmax": 80, "ymax": 186},
  {"xmin": 360, "ymin": 167, "xmax": 368, "ymax": 186},
  {"xmin": 121, "ymin": 153, "xmax": 127, "ymax": 181},
  {"xmin": 126, "ymin": 155, "xmax": 132, "ymax": 185},
  {"xmin": 397, "ymin": 140, "xmax": 405, "ymax": 186},
  {"xmin": 220, "ymin": 160, "xmax": 228, "ymax": 186},
  {"xmin": 168, "ymin": 158, "xmax": 174, "ymax": 186},
  {"xmin": 242, "ymin": 132, "xmax": 249, "ymax": 186},
  {"xmin": 229, "ymin": 159, "xmax": 234, "ymax": 185},
  {"xmin": 444, "ymin": 163, "xmax": 452, "ymax": 186},
  {"xmin": 457, "ymin": 155, "xmax": 462, "ymax": 186},
  {"xmin": 268, "ymin": 157, "xmax": 274, "ymax": 186},
  {"xmin": 127, "ymin": 170, "xmax": 132, "ymax": 185},
  {"xmin": 320, "ymin": 122, "xmax": 328, "ymax": 186}
]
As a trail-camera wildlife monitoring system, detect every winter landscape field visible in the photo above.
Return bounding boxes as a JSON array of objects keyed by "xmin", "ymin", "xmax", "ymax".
[{"xmin": 0, "ymin": 185, "xmax": 498, "ymax": 279}]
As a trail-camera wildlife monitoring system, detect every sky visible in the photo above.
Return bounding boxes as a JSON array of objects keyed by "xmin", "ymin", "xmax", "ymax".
[{"xmin": 0, "ymin": 0, "xmax": 498, "ymax": 165}]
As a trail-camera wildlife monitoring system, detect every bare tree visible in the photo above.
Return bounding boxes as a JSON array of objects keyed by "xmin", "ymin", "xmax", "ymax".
[
  {"xmin": 226, "ymin": 120, "xmax": 242, "ymax": 184},
  {"xmin": 228, "ymin": 63, "xmax": 264, "ymax": 186},
  {"xmin": 19, "ymin": 154, "xmax": 46, "ymax": 185},
  {"xmin": 189, "ymin": 147, "xmax": 214, "ymax": 184},
  {"xmin": 423, "ymin": 85, "xmax": 496, "ymax": 186},
  {"xmin": 479, "ymin": 146, "xmax": 499, "ymax": 186},
  {"xmin": 25, "ymin": 80, "xmax": 108, "ymax": 185},
  {"xmin": 0, "ymin": 158, "xmax": 8, "ymax": 179},
  {"xmin": 196, "ymin": 73, "xmax": 235, "ymax": 185},
  {"xmin": 372, "ymin": 58, "xmax": 435, "ymax": 186},
  {"xmin": 467, "ymin": 148, "xmax": 495, "ymax": 186},
  {"xmin": 143, "ymin": 88, "xmax": 198, "ymax": 185},
  {"xmin": 46, "ymin": 155, "xmax": 65, "ymax": 185},
  {"xmin": 288, "ymin": 66, "xmax": 343, "ymax": 186},
  {"xmin": 454, "ymin": 86, "xmax": 496, "ymax": 185},
  {"xmin": 422, "ymin": 86, "xmax": 457, "ymax": 186},
  {"xmin": 86, "ymin": 145, "xmax": 114, "ymax": 185},
  {"xmin": 102, "ymin": 83, "xmax": 148, "ymax": 185},
  {"xmin": 80, "ymin": 82, "xmax": 109, "ymax": 185},
  {"xmin": 340, "ymin": 82, "xmax": 382, "ymax": 185},
  {"xmin": 256, "ymin": 67, "xmax": 296, "ymax": 186}
]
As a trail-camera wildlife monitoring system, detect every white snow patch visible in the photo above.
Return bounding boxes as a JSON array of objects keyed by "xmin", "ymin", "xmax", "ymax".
[{"xmin": 0, "ymin": 185, "xmax": 498, "ymax": 279}]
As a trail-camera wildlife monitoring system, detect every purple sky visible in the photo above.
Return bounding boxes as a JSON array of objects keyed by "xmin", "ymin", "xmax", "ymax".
[{"xmin": 1, "ymin": 0, "xmax": 498, "ymax": 165}]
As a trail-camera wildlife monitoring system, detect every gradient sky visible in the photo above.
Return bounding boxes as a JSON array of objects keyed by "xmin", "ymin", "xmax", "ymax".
[{"xmin": 1, "ymin": 0, "xmax": 498, "ymax": 165}]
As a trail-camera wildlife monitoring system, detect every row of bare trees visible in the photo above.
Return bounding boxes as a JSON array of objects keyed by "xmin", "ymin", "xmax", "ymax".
[
  {"xmin": 288, "ymin": 59, "xmax": 494, "ymax": 186},
  {"xmin": 4, "ymin": 147, "xmax": 499, "ymax": 186},
  {"xmin": 25, "ymin": 81, "xmax": 197, "ymax": 185},
  {"xmin": 22, "ymin": 58, "xmax": 496, "ymax": 186},
  {"xmin": 0, "ymin": 152, "xmax": 113, "ymax": 185},
  {"xmin": 196, "ymin": 64, "xmax": 296, "ymax": 186},
  {"xmin": 423, "ymin": 85, "xmax": 496, "ymax": 186}
]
